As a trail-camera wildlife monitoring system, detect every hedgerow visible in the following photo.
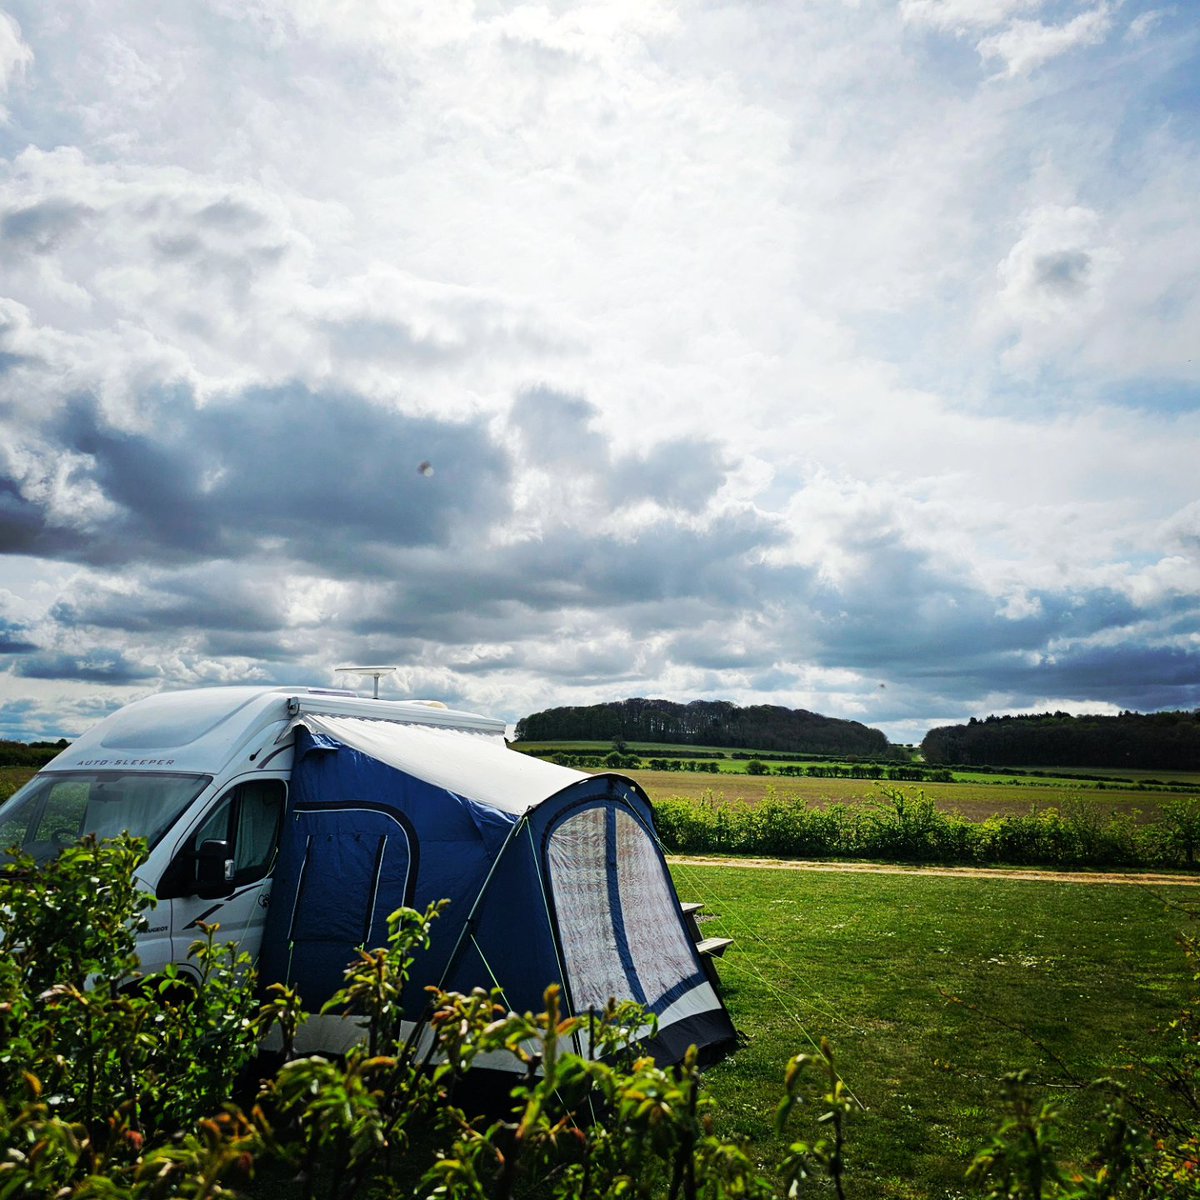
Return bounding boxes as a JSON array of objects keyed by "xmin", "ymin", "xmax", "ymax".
[{"xmin": 654, "ymin": 786, "xmax": 1200, "ymax": 870}]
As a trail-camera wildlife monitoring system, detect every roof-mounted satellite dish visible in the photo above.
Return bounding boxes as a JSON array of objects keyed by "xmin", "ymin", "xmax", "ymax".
[{"xmin": 334, "ymin": 665, "xmax": 398, "ymax": 700}]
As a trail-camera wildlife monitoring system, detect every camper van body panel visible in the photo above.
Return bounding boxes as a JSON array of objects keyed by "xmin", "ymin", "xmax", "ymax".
[
  {"xmin": 2, "ymin": 687, "xmax": 506, "ymax": 981},
  {"xmin": 17, "ymin": 690, "xmax": 302, "ymax": 979}
]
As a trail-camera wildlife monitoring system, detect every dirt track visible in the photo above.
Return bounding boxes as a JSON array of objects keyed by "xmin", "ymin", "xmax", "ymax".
[{"xmin": 666, "ymin": 855, "xmax": 1200, "ymax": 887}]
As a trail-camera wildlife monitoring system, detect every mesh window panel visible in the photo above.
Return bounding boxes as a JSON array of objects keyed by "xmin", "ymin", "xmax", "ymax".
[
  {"xmin": 547, "ymin": 807, "xmax": 628, "ymax": 1013},
  {"xmin": 614, "ymin": 810, "xmax": 698, "ymax": 1008}
]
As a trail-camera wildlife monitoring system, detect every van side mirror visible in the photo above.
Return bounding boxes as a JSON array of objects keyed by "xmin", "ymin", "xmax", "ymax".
[{"xmin": 196, "ymin": 839, "xmax": 233, "ymax": 896}]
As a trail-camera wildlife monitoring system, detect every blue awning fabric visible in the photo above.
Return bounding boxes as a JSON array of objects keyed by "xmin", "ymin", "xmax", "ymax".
[{"xmin": 259, "ymin": 717, "xmax": 736, "ymax": 1067}]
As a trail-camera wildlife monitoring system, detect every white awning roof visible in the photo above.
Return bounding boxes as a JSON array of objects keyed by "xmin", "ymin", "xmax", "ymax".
[{"xmin": 297, "ymin": 714, "xmax": 589, "ymax": 816}]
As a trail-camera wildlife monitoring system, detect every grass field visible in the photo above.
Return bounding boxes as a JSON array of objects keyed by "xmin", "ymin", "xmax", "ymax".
[
  {"xmin": 1004, "ymin": 766, "xmax": 1200, "ymax": 784},
  {"xmin": 623, "ymin": 768, "xmax": 1194, "ymax": 823},
  {"xmin": 0, "ymin": 765, "xmax": 33, "ymax": 803},
  {"xmin": 674, "ymin": 860, "xmax": 1195, "ymax": 1197},
  {"xmin": 515, "ymin": 741, "xmax": 1200, "ymax": 776}
]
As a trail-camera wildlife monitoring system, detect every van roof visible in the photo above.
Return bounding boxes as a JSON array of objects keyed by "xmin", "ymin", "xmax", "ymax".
[{"xmin": 46, "ymin": 686, "xmax": 506, "ymax": 776}]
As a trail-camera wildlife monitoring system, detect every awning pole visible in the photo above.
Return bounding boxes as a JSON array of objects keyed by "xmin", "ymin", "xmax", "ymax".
[{"xmin": 432, "ymin": 814, "xmax": 528, "ymax": 994}]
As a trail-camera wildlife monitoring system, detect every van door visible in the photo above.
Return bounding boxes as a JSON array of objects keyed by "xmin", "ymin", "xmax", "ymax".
[{"xmin": 157, "ymin": 778, "xmax": 286, "ymax": 972}]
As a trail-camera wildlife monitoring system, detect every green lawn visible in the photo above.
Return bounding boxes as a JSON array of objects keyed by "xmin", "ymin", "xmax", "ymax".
[{"xmin": 674, "ymin": 860, "xmax": 1195, "ymax": 1197}]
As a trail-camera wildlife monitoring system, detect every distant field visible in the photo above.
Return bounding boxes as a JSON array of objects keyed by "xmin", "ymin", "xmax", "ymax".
[
  {"xmin": 678, "ymin": 860, "xmax": 1195, "ymax": 1197},
  {"xmin": 517, "ymin": 741, "xmax": 1200, "ymax": 789},
  {"xmin": 0, "ymin": 766, "xmax": 33, "ymax": 803},
  {"xmin": 620, "ymin": 769, "xmax": 1193, "ymax": 823},
  {"xmin": 1002, "ymin": 765, "xmax": 1200, "ymax": 784}
]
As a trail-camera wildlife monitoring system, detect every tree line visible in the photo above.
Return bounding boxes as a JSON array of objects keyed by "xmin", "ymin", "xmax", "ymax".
[
  {"xmin": 514, "ymin": 697, "xmax": 892, "ymax": 757},
  {"xmin": 0, "ymin": 738, "xmax": 68, "ymax": 768},
  {"xmin": 921, "ymin": 709, "xmax": 1200, "ymax": 770}
]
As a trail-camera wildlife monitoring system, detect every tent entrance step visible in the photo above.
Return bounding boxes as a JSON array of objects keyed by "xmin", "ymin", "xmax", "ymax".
[{"xmin": 680, "ymin": 901, "xmax": 734, "ymax": 989}]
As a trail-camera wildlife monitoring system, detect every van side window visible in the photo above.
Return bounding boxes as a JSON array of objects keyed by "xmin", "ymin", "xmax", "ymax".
[
  {"xmin": 191, "ymin": 795, "xmax": 232, "ymax": 850},
  {"xmin": 158, "ymin": 780, "xmax": 285, "ymax": 898}
]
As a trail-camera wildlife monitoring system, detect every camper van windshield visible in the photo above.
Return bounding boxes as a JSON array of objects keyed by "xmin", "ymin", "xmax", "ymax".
[{"xmin": 0, "ymin": 772, "xmax": 211, "ymax": 864}]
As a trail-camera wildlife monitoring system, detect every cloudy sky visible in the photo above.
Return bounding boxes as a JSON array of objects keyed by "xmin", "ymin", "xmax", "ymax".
[{"xmin": 0, "ymin": 0, "xmax": 1197, "ymax": 745}]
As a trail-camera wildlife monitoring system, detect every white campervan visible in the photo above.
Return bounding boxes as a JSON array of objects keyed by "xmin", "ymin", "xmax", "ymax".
[{"xmin": 0, "ymin": 686, "xmax": 506, "ymax": 982}]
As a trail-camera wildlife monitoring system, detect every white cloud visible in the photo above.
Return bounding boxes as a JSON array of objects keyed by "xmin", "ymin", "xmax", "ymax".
[
  {"xmin": 1003, "ymin": 698, "xmax": 1124, "ymax": 717},
  {"xmin": 1127, "ymin": 9, "xmax": 1167, "ymax": 40},
  {"xmin": 977, "ymin": 5, "xmax": 1115, "ymax": 77},
  {"xmin": 900, "ymin": 0, "xmax": 1045, "ymax": 33},
  {"xmin": 0, "ymin": 0, "xmax": 1197, "ymax": 742},
  {"xmin": 1161, "ymin": 501, "xmax": 1200, "ymax": 554},
  {"xmin": 979, "ymin": 136, "xmax": 1200, "ymax": 380},
  {"xmin": 993, "ymin": 202, "xmax": 1118, "ymax": 343},
  {"xmin": 0, "ymin": 10, "xmax": 32, "ymax": 114}
]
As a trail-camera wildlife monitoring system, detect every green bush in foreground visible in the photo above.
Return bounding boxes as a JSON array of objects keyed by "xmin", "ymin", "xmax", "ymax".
[
  {"xmin": 2, "ymin": 838, "xmax": 1200, "ymax": 1197},
  {"xmin": 654, "ymin": 786, "xmax": 1200, "ymax": 870}
]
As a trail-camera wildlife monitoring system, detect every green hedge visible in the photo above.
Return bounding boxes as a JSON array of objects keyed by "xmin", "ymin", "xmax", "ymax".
[{"xmin": 654, "ymin": 786, "xmax": 1200, "ymax": 869}]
